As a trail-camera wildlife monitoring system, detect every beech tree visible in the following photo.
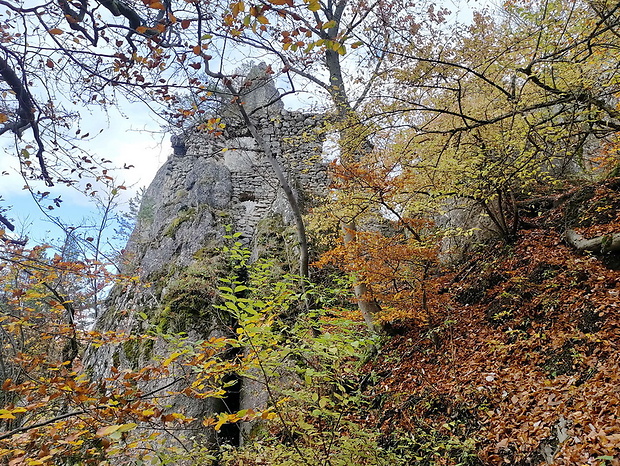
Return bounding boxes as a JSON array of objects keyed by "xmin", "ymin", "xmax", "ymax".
[{"xmin": 368, "ymin": 0, "xmax": 620, "ymax": 242}]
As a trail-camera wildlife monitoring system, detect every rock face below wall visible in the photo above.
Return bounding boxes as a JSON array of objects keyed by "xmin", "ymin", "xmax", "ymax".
[{"xmin": 88, "ymin": 68, "xmax": 326, "ymax": 449}]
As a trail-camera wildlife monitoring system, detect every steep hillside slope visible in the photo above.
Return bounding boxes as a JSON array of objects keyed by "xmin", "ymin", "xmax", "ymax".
[{"xmin": 365, "ymin": 179, "xmax": 620, "ymax": 465}]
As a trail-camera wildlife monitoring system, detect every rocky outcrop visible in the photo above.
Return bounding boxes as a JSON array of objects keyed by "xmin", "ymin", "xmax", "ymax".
[{"xmin": 87, "ymin": 66, "xmax": 327, "ymax": 448}]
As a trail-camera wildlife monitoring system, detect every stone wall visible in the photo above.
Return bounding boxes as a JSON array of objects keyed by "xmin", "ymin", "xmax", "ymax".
[
  {"xmin": 118, "ymin": 108, "xmax": 326, "ymax": 280},
  {"xmin": 184, "ymin": 110, "xmax": 325, "ymax": 241}
]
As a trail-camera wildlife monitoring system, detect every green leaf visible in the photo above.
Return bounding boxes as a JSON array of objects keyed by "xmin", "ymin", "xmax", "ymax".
[{"xmin": 118, "ymin": 423, "xmax": 137, "ymax": 433}]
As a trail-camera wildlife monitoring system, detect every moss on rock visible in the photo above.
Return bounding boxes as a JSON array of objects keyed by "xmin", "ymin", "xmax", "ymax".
[{"xmin": 164, "ymin": 207, "xmax": 197, "ymax": 238}]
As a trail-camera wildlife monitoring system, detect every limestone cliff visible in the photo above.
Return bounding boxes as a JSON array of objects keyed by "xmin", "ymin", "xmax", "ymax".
[{"xmin": 87, "ymin": 68, "xmax": 326, "ymax": 448}]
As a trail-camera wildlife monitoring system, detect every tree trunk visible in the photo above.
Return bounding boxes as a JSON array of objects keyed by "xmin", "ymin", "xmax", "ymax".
[
  {"xmin": 341, "ymin": 221, "xmax": 383, "ymax": 333},
  {"xmin": 565, "ymin": 229, "xmax": 620, "ymax": 253}
]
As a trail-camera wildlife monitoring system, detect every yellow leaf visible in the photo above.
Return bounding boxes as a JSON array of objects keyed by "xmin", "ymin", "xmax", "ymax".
[
  {"xmin": 256, "ymin": 15, "xmax": 269, "ymax": 24},
  {"xmin": 307, "ymin": 0, "xmax": 321, "ymax": 12},
  {"xmin": 260, "ymin": 411, "xmax": 277, "ymax": 420},
  {"xmin": 96, "ymin": 425, "xmax": 121, "ymax": 437},
  {"xmin": 232, "ymin": 1, "xmax": 245, "ymax": 16},
  {"xmin": 162, "ymin": 352, "xmax": 182, "ymax": 366},
  {"xmin": 118, "ymin": 423, "xmax": 137, "ymax": 433},
  {"xmin": 214, "ymin": 413, "xmax": 232, "ymax": 431}
]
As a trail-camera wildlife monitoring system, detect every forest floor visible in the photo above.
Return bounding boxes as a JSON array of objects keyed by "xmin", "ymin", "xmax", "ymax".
[{"xmin": 361, "ymin": 178, "xmax": 620, "ymax": 465}]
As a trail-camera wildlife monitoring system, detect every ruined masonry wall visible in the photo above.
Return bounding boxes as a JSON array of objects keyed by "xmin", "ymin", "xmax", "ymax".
[
  {"xmin": 89, "ymin": 70, "xmax": 329, "ymax": 450},
  {"xmin": 183, "ymin": 109, "xmax": 326, "ymax": 240}
]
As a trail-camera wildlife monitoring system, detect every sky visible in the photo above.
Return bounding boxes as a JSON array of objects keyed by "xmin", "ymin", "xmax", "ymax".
[{"xmin": 1, "ymin": 97, "xmax": 169, "ymax": 247}]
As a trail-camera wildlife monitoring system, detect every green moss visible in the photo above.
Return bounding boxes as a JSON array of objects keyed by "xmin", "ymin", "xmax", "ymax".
[
  {"xmin": 158, "ymin": 255, "xmax": 231, "ymax": 334},
  {"xmin": 164, "ymin": 207, "xmax": 196, "ymax": 238},
  {"xmin": 112, "ymin": 350, "xmax": 120, "ymax": 368},
  {"xmin": 142, "ymin": 338, "xmax": 155, "ymax": 361},
  {"xmin": 254, "ymin": 215, "xmax": 298, "ymax": 273},
  {"xmin": 122, "ymin": 339, "xmax": 141, "ymax": 369}
]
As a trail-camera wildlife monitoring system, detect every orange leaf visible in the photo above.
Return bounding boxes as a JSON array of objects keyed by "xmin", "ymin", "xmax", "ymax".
[{"xmin": 48, "ymin": 28, "xmax": 64, "ymax": 35}]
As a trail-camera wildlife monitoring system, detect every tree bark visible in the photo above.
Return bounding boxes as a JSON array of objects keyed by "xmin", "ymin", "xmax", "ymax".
[
  {"xmin": 199, "ymin": 69, "xmax": 311, "ymax": 279},
  {"xmin": 565, "ymin": 229, "xmax": 620, "ymax": 253},
  {"xmin": 342, "ymin": 221, "xmax": 383, "ymax": 333}
]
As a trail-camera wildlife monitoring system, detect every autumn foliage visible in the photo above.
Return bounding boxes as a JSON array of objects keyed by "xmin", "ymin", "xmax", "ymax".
[
  {"xmin": 2, "ymin": 0, "xmax": 620, "ymax": 463},
  {"xmin": 364, "ymin": 180, "xmax": 620, "ymax": 464},
  {"xmin": 0, "ymin": 234, "xmax": 271, "ymax": 465}
]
